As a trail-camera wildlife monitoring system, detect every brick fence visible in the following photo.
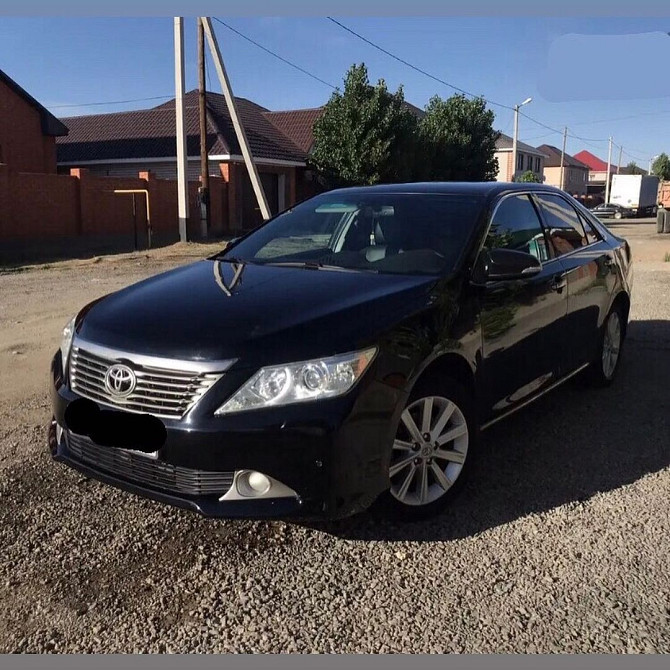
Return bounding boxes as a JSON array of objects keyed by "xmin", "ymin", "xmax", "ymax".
[{"xmin": 0, "ymin": 165, "xmax": 228, "ymax": 264}]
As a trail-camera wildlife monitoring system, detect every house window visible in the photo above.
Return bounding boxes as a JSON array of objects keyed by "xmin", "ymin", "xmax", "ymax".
[
  {"xmin": 535, "ymin": 157, "xmax": 540, "ymax": 172},
  {"xmin": 527, "ymin": 155, "xmax": 533, "ymax": 170},
  {"xmin": 517, "ymin": 153, "xmax": 524, "ymax": 171}
]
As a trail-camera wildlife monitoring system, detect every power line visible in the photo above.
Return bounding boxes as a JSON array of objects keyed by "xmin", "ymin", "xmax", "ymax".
[
  {"xmin": 213, "ymin": 17, "xmax": 337, "ymax": 90},
  {"xmin": 327, "ymin": 16, "xmax": 632, "ymax": 154},
  {"xmin": 49, "ymin": 95, "xmax": 173, "ymax": 109},
  {"xmin": 570, "ymin": 109, "xmax": 670, "ymax": 126},
  {"xmin": 327, "ymin": 16, "xmax": 514, "ymax": 111}
]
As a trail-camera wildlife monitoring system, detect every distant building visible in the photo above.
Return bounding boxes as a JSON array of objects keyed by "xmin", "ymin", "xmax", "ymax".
[
  {"xmin": 494, "ymin": 133, "xmax": 547, "ymax": 182},
  {"xmin": 537, "ymin": 144, "xmax": 589, "ymax": 196},
  {"xmin": 0, "ymin": 68, "xmax": 68, "ymax": 173}
]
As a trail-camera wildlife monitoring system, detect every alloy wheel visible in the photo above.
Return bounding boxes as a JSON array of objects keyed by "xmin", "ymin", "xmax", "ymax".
[
  {"xmin": 602, "ymin": 311, "xmax": 622, "ymax": 379},
  {"xmin": 389, "ymin": 395, "xmax": 469, "ymax": 507}
]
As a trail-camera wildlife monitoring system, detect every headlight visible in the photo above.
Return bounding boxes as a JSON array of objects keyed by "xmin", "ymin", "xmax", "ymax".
[
  {"xmin": 60, "ymin": 316, "xmax": 76, "ymax": 374},
  {"xmin": 215, "ymin": 347, "xmax": 377, "ymax": 415}
]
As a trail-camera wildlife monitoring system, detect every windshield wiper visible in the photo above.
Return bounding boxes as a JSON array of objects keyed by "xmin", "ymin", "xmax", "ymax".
[{"xmin": 262, "ymin": 261, "xmax": 377, "ymax": 273}]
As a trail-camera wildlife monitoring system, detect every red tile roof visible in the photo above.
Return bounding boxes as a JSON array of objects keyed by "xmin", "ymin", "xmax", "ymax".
[
  {"xmin": 573, "ymin": 150, "xmax": 609, "ymax": 172},
  {"xmin": 57, "ymin": 91, "xmax": 307, "ymax": 164},
  {"xmin": 263, "ymin": 108, "xmax": 324, "ymax": 153},
  {"xmin": 262, "ymin": 102, "xmax": 424, "ymax": 154}
]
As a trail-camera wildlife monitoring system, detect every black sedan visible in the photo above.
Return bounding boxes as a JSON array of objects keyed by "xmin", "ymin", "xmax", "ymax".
[
  {"xmin": 48, "ymin": 182, "xmax": 633, "ymax": 520},
  {"xmin": 592, "ymin": 203, "xmax": 634, "ymax": 220}
]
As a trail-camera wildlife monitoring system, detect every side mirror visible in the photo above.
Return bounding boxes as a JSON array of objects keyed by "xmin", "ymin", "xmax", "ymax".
[{"xmin": 482, "ymin": 248, "xmax": 542, "ymax": 281}]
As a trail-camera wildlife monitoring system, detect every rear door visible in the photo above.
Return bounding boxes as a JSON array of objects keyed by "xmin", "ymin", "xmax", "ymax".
[
  {"xmin": 533, "ymin": 192, "xmax": 617, "ymax": 371},
  {"xmin": 478, "ymin": 193, "xmax": 569, "ymax": 419}
]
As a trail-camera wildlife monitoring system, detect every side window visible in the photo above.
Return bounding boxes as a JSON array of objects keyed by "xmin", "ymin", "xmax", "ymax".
[
  {"xmin": 486, "ymin": 194, "xmax": 550, "ymax": 262},
  {"xmin": 577, "ymin": 211, "xmax": 601, "ymax": 245},
  {"xmin": 535, "ymin": 194, "xmax": 588, "ymax": 256}
]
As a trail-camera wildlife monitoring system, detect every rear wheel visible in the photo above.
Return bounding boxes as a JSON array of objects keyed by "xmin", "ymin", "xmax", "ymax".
[
  {"xmin": 378, "ymin": 378, "xmax": 476, "ymax": 520},
  {"xmin": 614, "ymin": 211, "xmax": 623, "ymax": 220},
  {"xmin": 587, "ymin": 304, "xmax": 625, "ymax": 386}
]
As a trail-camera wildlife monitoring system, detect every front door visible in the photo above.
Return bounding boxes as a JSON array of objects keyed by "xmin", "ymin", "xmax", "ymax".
[{"xmin": 478, "ymin": 193, "xmax": 569, "ymax": 420}]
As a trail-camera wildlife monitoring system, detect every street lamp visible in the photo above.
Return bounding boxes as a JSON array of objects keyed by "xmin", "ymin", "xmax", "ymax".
[
  {"xmin": 512, "ymin": 97, "xmax": 532, "ymax": 182},
  {"xmin": 649, "ymin": 154, "xmax": 660, "ymax": 175}
]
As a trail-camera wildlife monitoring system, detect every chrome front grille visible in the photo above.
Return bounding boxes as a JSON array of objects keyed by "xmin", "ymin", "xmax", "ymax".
[
  {"xmin": 69, "ymin": 345, "xmax": 223, "ymax": 420},
  {"xmin": 66, "ymin": 431, "xmax": 234, "ymax": 497}
]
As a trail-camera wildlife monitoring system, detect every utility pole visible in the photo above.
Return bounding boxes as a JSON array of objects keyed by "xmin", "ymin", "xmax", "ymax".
[
  {"xmin": 605, "ymin": 137, "xmax": 613, "ymax": 204},
  {"xmin": 200, "ymin": 17, "xmax": 271, "ymax": 222},
  {"xmin": 559, "ymin": 126, "xmax": 567, "ymax": 191},
  {"xmin": 617, "ymin": 145, "xmax": 623, "ymax": 175},
  {"xmin": 511, "ymin": 97, "xmax": 532, "ymax": 182},
  {"xmin": 197, "ymin": 17, "xmax": 210, "ymax": 238},
  {"xmin": 173, "ymin": 17, "xmax": 189, "ymax": 242}
]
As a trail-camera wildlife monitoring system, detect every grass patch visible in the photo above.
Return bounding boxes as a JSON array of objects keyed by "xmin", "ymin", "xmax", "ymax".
[{"xmin": 664, "ymin": 252, "xmax": 670, "ymax": 262}]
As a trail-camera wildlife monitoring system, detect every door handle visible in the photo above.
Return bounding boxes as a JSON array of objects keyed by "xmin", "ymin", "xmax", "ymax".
[{"xmin": 550, "ymin": 273, "xmax": 567, "ymax": 292}]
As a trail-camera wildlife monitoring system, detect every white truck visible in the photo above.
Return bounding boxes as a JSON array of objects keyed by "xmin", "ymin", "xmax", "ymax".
[{"xmin": 610, "ymin": 174, "xmax": 660, "ymax": 217}]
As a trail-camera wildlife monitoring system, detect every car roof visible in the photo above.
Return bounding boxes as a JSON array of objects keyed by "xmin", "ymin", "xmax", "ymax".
[{"xmin": 325, "ymin": 181, "xmax": 569, "ymax": 201}]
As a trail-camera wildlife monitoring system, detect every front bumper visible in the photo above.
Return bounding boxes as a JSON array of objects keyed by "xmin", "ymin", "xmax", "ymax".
[{"xmin": 49, "ymin": 352, "xmax": 405, "ymax": 519}]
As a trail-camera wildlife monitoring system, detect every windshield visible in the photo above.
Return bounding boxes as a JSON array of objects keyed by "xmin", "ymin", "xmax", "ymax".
[{"xmin": 219, "ymin": 192, "xmax": 484, "ymax": 275}]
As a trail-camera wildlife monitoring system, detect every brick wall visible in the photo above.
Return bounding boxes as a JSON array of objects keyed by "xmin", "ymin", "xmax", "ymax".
[
  {"xmin": 0, "ymin": 164, "xmax": 78, "ymax": 239},
  {"xmin": 0, "ymin": 79, "xmax": 58, "ymax": 174},
  {"xmin": 0, "ymin": 165, "xmax": 229, "ymax": 255}
]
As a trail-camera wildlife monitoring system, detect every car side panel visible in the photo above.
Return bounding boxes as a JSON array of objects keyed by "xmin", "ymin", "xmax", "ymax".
[
  {"xmin": 477, "ymin": 257, "xmax": 569, "ymax": 420},
  {"xmin": 554, "ymin": 241, "xmax": 619, "ymax": 369}
]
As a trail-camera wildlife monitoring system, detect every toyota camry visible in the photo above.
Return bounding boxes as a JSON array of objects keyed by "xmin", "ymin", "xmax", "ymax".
[{"xmin": 48, "ymin": 182, "xmax": 633, "ymax": 520}]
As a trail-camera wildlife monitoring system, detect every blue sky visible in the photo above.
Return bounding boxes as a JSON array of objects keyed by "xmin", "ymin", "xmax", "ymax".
[{"xmin": 1, "ymin": 16, "xmax": 669, "ymax": 166}]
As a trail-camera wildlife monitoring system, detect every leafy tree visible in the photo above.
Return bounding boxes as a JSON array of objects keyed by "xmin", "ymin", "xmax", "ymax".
[
  {"xmin": 651, "ymin": 153, "xmax": 670, "ymax": 181},
  {"xmin": 310, "ymin": 64, "xmax": 419, "ymax": 189},
  {"xmin": 625, "ymin": 161, "xmax": 644, "ymax": 175},
  {"xmin": 418, "ymin": 94, "xmax": 499, "ymax": 181},
  {"xmin": 516, "ymin": 170, "xmax": 542, "ymax": 183}
]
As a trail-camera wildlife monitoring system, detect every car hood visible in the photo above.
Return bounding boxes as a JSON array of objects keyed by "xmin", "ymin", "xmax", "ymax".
[{"xmin": 76, "ymin": 260, "xmax": 442, "ymax": 366}]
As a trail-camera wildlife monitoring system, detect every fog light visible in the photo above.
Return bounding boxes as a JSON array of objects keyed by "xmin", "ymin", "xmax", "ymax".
[{"xmin": 237, "ymin": 470, "xmax": 271, "ymax": 497}]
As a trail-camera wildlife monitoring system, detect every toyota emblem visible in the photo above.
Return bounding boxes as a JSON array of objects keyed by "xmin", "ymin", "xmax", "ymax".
[{"xmin": 104, "ymin": 364, "xmax": 137, "ymax": 397}]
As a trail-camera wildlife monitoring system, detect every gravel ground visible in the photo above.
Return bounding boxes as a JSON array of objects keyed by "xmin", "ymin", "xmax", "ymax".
[{"xmin": 0, "ymin": 227, "xmax": 669, "ymax": 653}]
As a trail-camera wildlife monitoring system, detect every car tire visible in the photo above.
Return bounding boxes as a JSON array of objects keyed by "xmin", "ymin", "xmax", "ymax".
[
  {"xmin": 614, "ymin": 211, "xmax": 623, "ymax": 220},
  {"xmin": 374, "ymin": 376, "xmax": 477, "ymax": 521},
  {"xmin": 586, "ymin": 303, "xmax": 626, "ymax": 387}
]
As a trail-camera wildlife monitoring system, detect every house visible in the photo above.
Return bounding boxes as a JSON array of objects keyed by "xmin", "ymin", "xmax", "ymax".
[
  {"xmin": 573, "ymin": 149, "xmax": 613, "ymax": 189},
  {"xmin": 57, "ymin": 94, "xmax": 429, "ymax": 231},
  {"xmin": 57, "ymin": 91, "xmax": 315, "ymax": 230},
  {"xmin": 0, "ymin": 68, "xmax": 68, "ymax": 173},
  {"xmin": 494, "ymin": 133, "xmax": 546, "ymax": 182},
  {"xmin": 537, "ymin": 144, "xmax": 589, "ymax": 196}
]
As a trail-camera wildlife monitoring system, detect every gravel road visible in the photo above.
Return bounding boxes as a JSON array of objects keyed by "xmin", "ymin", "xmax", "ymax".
[{"xmin": 0, "ymin": 228, "xmax": 668, "ymax": 653}]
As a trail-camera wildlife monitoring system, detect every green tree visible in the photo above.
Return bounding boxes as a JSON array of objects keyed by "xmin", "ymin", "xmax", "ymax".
[
  {"xmin": 626, "ymin": 161, "xmax": 644, "ymax": 175},
  {"xmin": 516, "ymin": 170, "xmax": 542, "ymax": 183},
  {"xmin": 651, "ymin": 153, "xmax": 670, "ymax": 181},
  {"xmin": 310, "ymin": 64, "xmax": 419, "ymax": 189},
  {"xmin": 418, "ymin": 94, "xmax": 499, "ymax": 181}
]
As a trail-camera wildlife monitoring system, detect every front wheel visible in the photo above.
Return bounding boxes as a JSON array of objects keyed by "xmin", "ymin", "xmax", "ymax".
[
  {"xmin": 377, "ymin": 378, "xmax": 476, "ymax": 521},
  {"xmin": 614, "ymin": 211, "xmax": 623, "ymax": 220}
]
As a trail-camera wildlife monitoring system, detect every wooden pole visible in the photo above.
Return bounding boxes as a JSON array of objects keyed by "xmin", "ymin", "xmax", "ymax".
[
  {"xmin": 200, "ymin": 16, "xmax": 271, "ymax": 222},
  {"xmin": 197, "ymin": 17, "xmax": 210, "ymax": 238},
  {"xmin": 559, "ymin": 126, "xmax": 567, "ymax": 191}
]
